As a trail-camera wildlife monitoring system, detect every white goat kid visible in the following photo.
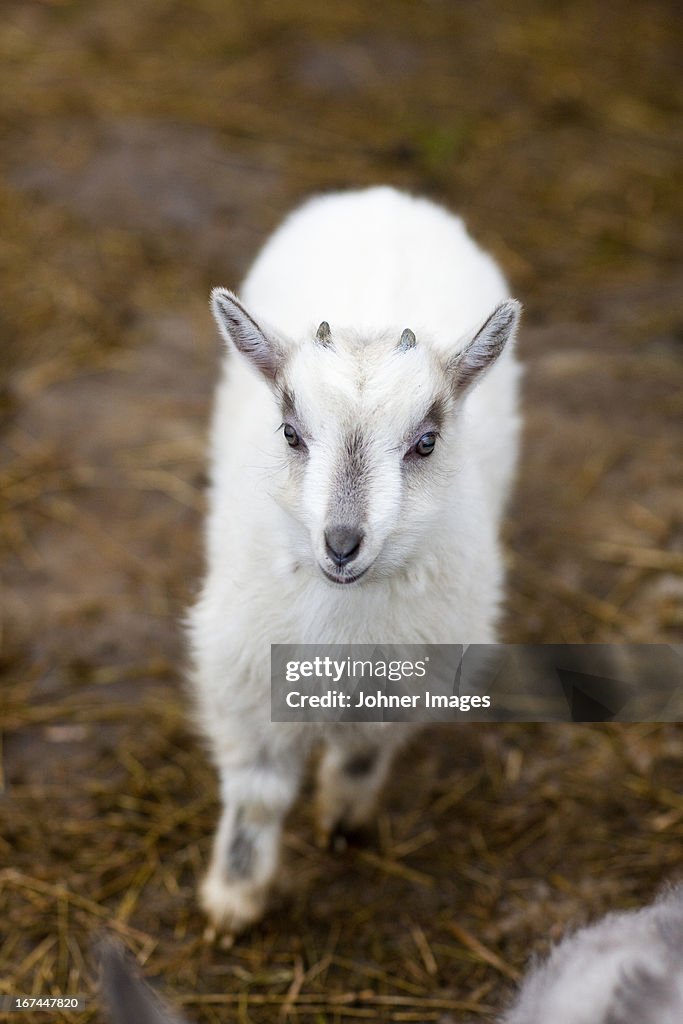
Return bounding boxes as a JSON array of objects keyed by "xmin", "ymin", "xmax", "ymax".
[{"xmin": 189, "ymin": 186, "xmax": 522, "ymax": 937}]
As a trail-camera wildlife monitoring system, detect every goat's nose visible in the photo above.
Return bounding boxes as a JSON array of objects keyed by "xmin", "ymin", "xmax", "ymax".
[{"xmin": 325, "ymin": 525, "xmax": 363, "ymax": 567}]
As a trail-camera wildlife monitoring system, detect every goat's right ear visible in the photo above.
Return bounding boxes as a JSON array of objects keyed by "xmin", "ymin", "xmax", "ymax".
[{"xmin": 210, "ymin": 288, "xmax": 282, "ymax": 382}]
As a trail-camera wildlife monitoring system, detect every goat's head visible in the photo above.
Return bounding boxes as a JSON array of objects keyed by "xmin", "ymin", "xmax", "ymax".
[{"xmin": 211, "ymin": 289, "xmax": 521, "ymax": 586}]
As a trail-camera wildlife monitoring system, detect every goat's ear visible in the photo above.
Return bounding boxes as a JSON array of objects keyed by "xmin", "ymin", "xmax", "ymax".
[
  {"xmin": 447, "ymin": 299, "xmax": 521, "ymax": 394},
  {"xmin": 211, "ymin": 287, "xmax": 282, "ymax": 382},
  {"xmin": 99, "ymin": 940, "xmax": 189, "ymax": 1024}
]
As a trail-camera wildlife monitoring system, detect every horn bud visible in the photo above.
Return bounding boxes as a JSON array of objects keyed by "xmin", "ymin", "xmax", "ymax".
[
  {"xmin": 398, "ymin": 328, "xmax": 416, "ymax": 351},
  {"xmin": 316, "ymin": 321, "xmax": 332, "ymax": 346}
]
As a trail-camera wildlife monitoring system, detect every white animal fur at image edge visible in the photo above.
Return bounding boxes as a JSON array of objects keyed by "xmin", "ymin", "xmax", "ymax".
[
  {"xmin": 188, "ymin": 186, "xmax": 522, "ymax": 936},
  {"xmin": 100, "ymin": 886, "xmax": 683, "ymax": 1024}
]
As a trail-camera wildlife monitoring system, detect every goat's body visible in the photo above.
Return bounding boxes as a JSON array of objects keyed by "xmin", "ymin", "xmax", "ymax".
[{"xmin": 189, "ymin": 186, "xmax": 521, "ymax": 934}]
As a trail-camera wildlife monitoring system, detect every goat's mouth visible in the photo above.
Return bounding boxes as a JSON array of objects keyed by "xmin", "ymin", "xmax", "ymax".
[{"xmin": 320, "ymin": 564, "xmax": 371, "ymax": 586}]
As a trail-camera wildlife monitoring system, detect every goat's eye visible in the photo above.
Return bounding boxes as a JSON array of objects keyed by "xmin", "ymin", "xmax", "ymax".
[
  {"xmin": 283, "ymin": 423, "xmax": 300, "ymax": 448},
  {"xmin": 415, "ymin": 432, "xmax": 437, "ymax": 457}
]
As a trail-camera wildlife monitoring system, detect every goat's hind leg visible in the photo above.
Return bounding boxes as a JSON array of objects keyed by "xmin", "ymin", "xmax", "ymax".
[
  {"xmin": 201, "ymin": 745, "xmax": 303, "ymax": 941},
  {"xmin": 315, "ymin": 727, "xmax": 410, "ymax": 848}
]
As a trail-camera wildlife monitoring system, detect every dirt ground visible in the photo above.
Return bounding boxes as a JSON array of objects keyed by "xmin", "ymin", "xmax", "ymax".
[{"xmin": 1, "ymin": 1, "xmax": 682, "ymax": 1022}]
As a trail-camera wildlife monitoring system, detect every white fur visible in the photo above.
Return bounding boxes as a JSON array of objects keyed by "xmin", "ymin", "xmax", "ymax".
[
  {"xmin": 502, "ymin": 886, "xmax": 683, "ymax": 1024},
  {"xmin": 188, "ymin": 186, "xmax": 522, "ymax": 935}
]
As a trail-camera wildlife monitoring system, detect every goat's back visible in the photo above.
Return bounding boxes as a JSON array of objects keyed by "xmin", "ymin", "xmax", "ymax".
[{"xmin": 241, "ymin": 186, "xmax": 509, "ymax": 347}]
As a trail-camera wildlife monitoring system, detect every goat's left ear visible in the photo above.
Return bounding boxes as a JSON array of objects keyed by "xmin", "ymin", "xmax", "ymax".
[
  {"xmin": 210, "ymin": 287, "xmax": 283, "ymax": 383},
  {"xmin": 447, "ymin": 299, "xmax": 521, "ymax": 394}
]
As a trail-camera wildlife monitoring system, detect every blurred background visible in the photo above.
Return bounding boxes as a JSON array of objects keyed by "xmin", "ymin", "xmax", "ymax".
[{"xmin": 1, "ymin": 1, "xmax": 682, "ymax": 1021}]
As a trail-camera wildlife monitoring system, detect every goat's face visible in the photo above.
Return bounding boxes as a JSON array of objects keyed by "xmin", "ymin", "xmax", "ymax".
[
  {"xmin": 274, "ymin": 333, "xmax": 460, "ymax": 584},
  {"xmin": 211, "ymin": 290, "xmax": 520, "ymax": 585}
]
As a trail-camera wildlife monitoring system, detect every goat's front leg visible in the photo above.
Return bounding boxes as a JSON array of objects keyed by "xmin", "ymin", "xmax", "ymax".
[
  {"xmin": 315, "ymin": 726, "xmax": 411, "ymax": 847},
  {"xmin": 200, "ymin": 748, "xmax": 303, "ymax": 941}
]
